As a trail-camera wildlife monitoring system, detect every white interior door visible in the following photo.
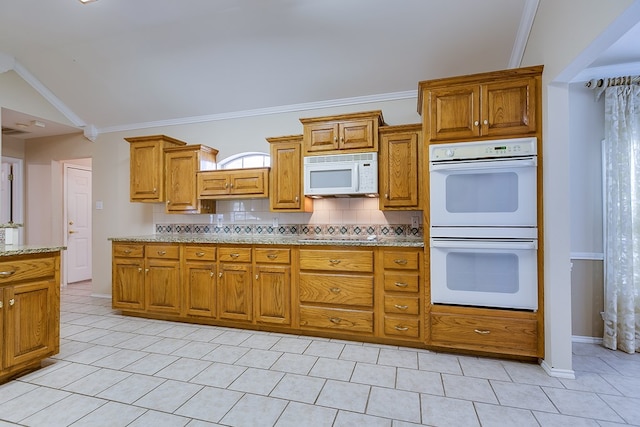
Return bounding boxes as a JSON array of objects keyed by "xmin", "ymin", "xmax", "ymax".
[{"xmin": 66, "ymin": 165, "xmax": 92, "ymax": 283}]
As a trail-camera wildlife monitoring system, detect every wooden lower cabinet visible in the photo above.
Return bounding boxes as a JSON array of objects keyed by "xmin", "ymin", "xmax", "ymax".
[
  {"xmin": 183, "ymin": 245, "xmax": 217, "ymax": 318},
  {"xmin": 0, "ymin": 251, "xmax": 61, "ymax": 384},
  {"xmin": 299, "ymin": 247, "xmax": 374, "ymax": 336},
  {"xmin": 429, "ymin": 305, "xmax": 539, "ymax": 357},
  {"xmin": 377, "ymin": 248, "xmax": 424, "ymax": 342},
  {"xmin": 254, "ymin": 248, "xmax": 291, "ymax": 325},
  {"xmin": 111, "ymin": 242, "xmax": 541, "ymax": 359}
]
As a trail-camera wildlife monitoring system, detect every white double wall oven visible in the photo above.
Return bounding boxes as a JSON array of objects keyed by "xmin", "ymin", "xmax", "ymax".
[{"xmin": 429, "ymin": 137, "xmax": 539, "ymax": 310}]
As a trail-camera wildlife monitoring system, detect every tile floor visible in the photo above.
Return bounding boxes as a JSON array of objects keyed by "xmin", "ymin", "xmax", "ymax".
[{"xmin": 1, "ymin": 281, "xmax": 638, "ymax": 426}]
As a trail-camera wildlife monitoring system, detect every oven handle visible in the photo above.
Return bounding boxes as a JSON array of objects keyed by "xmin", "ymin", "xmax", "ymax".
[
  {"xmin": 430, "ymin": 157, "xmax": 536, "ymax": 172},
  {"xmin": 431, "ymin": 239, "xmax": 538, "ymax": 250}
]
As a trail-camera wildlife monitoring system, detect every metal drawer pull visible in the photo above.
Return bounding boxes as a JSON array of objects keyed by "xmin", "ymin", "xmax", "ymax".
[
  {"xmin": 329, "ymin": 287, "xmax": 342, "ymax": 294},
  {"xmin": 329, "ymin": 317, "xmax": 342, "ymax": 324},
  {"xmin": 157, "ymin": 250, "xmax": 166, "ymax": 256},
  {"xmin": 210, "ymin": 271, "xmax": 214, "ymax": 278},
  {"xmin": 394, "ymin": 304, "xmax": 409, "ymax": 310},
  {"xmin": 395, "ymin": 326, "xmax": 409, "ymax": 331},
  {"xmin": 9, "ymin": 299, "xmax": 15, "ymax": 306},
  {"xmin": 0, "ymin": 301, "xmax": 3, "ymax": 308},
  {"xmin": 123, "ymin": 249, "xmax": 132, "ymax": 254},
  {"xmin": 138, "ymin": 268, "xmax": 142, "ymax": 273},
  {"xmin": 394, "ymin": 282, "xmax": 408, "ymax": 288},
  {"xmin": 267, "ymin": 254, "xmax": 278, "ymax": 259},
  {"xmin": 230, "ymin": 253, "xmax": 240, "ymax": 258},
  {"xmin": 0, "ymin": 270, "xmax": 16, "ymax": 277},
  {"xmin": 219, "ymin": 272, "xmax": 223, "ymax": 278},
  {"xmin": 474, "ymin": 329, "xmax": 491, "ymax": 335},
  {"xmin": 329, "ymin": 259, "xmax": 341, "ymax": 265},
  {"xmin": 394, "ymin": 259, "xmax": 408, "ymax": 265},
  {"xmin": 196, "ymin": 252, "xmax": 205, "ymax": 257}
]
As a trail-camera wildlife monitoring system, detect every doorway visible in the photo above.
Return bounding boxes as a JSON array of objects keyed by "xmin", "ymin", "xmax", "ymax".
[
  {"xmin": 64, "ymin": 163, "xmax": 92, "ymax": 284},
  {"xmin": 1, "ymin": 156, "xmax": 24, "ymax": 242}
]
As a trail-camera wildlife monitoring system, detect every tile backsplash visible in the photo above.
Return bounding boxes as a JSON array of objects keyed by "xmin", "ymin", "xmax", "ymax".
[{"xmin": 153, "ymin": 198, "xmax": 423, "ymax": 238}]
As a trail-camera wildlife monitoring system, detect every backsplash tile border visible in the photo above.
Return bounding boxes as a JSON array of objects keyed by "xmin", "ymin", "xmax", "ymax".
[{"xmin": 156, "ymin": 223, "xmax": 423, "ymax": 238}]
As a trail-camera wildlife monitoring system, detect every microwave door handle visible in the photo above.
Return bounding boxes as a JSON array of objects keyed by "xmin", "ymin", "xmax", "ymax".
[
  {"xmin": 431, "ymin": 239, "xmax": 538, "ymax": 250},
  {"xmin": 430, "ymin": 158, "xmax": 537, "ymax": 172},
  {"xmin": 353, "ymin": 163, "xmax": 359, "ymax": 191}
]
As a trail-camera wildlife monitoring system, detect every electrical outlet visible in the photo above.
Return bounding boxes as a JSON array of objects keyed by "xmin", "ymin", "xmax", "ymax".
[
  {"xmin": 411, "ymin": 216, "xmax": 420, "ymax": 229},
  {"xmin": 272, "ymin": 217, "xmax": 279, "ymax": 227}
]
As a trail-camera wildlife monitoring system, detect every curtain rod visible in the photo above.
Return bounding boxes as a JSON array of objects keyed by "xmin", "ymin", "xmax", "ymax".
[{"xmin": 585, "ymin": 75, "xmax": 640, "ymax": 89}]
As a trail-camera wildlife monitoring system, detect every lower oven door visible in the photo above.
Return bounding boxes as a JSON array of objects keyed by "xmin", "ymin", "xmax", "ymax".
[{"xmin": 430, "ymin": 238, "xmax": 538, "ymax": 310}]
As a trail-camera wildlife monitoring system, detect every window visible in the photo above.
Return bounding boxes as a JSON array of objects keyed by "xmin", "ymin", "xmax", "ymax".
[{"xmin": 217, "ymin": 152, "xmax": 270, "ymax": 169}]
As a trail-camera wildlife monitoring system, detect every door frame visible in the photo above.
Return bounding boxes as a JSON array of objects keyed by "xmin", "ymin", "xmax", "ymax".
[{"xmin": 63, "ymin": 161, "xmax": 92, "ymax": 286}]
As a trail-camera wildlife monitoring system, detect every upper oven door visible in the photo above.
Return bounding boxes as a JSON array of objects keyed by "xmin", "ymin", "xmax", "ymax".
[{"xmin": 430, "ymin": 157, "xmax": 537, "ymax": 227}]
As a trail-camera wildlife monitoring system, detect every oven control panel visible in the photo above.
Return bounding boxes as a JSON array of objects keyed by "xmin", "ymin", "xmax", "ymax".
[{"xmin": 430, "ymin": 137, "xmax": 537, "ymax": 161}]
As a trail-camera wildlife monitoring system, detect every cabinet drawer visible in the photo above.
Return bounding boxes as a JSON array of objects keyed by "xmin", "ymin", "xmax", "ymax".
[
  {"xmin": 218, "ymin": 247, "xmax": 252, "ymax": 262},
  {"xmin": 384, "ymin": 295, "xmax": 419, "ymax": 315},
  {"xmin": 0, "ymin": 256, "xmax": 56, "ymax": 284},
  {"xmin": 146, "ymin": 245, "xmax": 180, "ymax": 260},
  {"xmin": 382, "ymin": 250, "xmax": 420, "ymax": 270},
  {"xmin": 184, "ymin": 245, "xmax": 216, "ymax": 262},
  {"xmin": 113, "ymin": 243, "xmax": 144, "ymax": 258},
  {"xmin": 430, "ymin": 311, "xmax": 538, "ymax": 356},
  {"xmin": 383, "ymin": 273, "xmax": 420, "ymax": 293},
  {"xmin": 383, "ymin": 316, "xmax": 420, "ymax": 338},
  {"xmin": 299, "ymin": 273, "xmax": 373, "ymax": 307},
  {"xmin": 254, "ymin": 248, "xmax": 290, "ymax": 264},
  {"xmin": 299, "ymin": 306, "xmax": 373, "ymax": 333},
  {"xmin": 299, "ymin": 249, "xmax": 373, "ymax": 272}
]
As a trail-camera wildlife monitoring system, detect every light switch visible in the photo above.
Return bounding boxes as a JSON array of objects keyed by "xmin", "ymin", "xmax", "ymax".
[{"xmin": 96, "ymin": 200, "xmax": 103, "ymax": 210}]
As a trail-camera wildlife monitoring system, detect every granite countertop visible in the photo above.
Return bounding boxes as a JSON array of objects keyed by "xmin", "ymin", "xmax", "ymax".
[
  {"xmin": 0, "ymin": 244, "xmax": 66, "ymax": 256},
  {"xmin": 109, "ymin": 234, "xmax": 424, "ymax": 248}
]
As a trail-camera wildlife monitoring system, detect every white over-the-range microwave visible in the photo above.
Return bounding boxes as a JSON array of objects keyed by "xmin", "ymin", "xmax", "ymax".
[{"xmin": 303, "ymin": 152, "xmax": 378, "ymax": 197}]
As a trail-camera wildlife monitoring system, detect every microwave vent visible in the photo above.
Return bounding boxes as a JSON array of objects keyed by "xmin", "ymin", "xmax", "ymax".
[{"xmin": 305, "ymin": 152, "xmax": 376, "ymax": 164}]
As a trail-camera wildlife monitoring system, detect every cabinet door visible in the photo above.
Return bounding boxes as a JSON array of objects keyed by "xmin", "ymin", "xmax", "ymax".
[
  {"xmin": 146, "ymin": 259, "xmax": 181, "ymax": 315},
  {"xmin": 4, "ymin": 280, "xmax": 55, "ymax": 368},
  {"xmin": 380, "ymin": 130, "xmax": 420, "ymax": 209},
  {"xmin": 198, "ymin": 171, "xmax": 231, "ymax": 197},
  {"xmin": 482, "ymin": 78, "xmax": 537, "ymax": 136},
  {"xmin": 255, "ymin": 265, "xmax": 291, "ymax": 325},
  {"xmin": 130, "ymin": 142, "xmax": 163, "ymax": 201},
  {"xmin": 428, "ymin": 84, "xmax": 480, "ymax": 141},
  {"xmin": 165, "ymin": 150, "xmax": 199, "ymax": 213},
  {"xmin": 229, "ymin": 169, "xmax": 267, "ymax": 196},
  {"xmin": 218, "ymin": 264, "xmax": 252, "ymax": 321},
  {"xmin": 304, "ymin": 122, "xmax": 339, "ymax": 153},
  {"xmin": 112, "ymin": 258, "xmax": 145, "ymax": 310},
  {"xmin": 270, "ymin": 142, "xmax": 302, "ymax": 210},
  {"xmin": 184, "ymin": 263, "xmax": 217, "ymax": 318},
  {"xmin": 339, "ymin": 119, "xmax": 375, "ymax": 150}
]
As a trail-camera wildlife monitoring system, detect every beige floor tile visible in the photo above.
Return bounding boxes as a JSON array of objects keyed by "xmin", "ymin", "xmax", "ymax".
[
  {"xmin": 270, "ymin": 373, "xmax": 326, "ymax": 404},
  {"xmin": 442, "ymin": 373, "xmax": 498, "ymax": 404},
  {"xmin": 366, "ymin": 386, "xmax": 421, "ymax": 423},
  {"xmin": 63, "ymin": 367, "xmax": 132, "ymax": 396},
  {"xmin": 532, "ymin": 410, "xmax": 601, "ymax": 427},
  {"xmin": 309, "ymin": 357, "xmax": 355, "ymax": 381},
  {"xmin": 174, "ymin": 386, "xmax": 244, "ymax": 423},
  {"xmin": 333, "ymin": 411, "xmax": 392, "ymax": 427},
  {"xmin": 270, "ymin": 352, "xmax": 318, "ymax": 375},
  {"xmin": 304, "ymin": 340, "xmax": 345, "ymax": 358},
  {"xmin": 122, "ymin": 353, "xmax": 180, "ymax": 375},
  {"xmin": 275, "ymin": 401, "xmax": 337, "ymax": 427},
  {"xmin": 96, "ymin": 373, "xmax": 166, "ymax": 404},
  {"xmin": 127, "ymin": 410, "xmax": 191, "ymax": 427},
  {"xmin": 270, "ymin": 337, "xmax": 312, "ymax": 354},
  {"xmin": 170, "ymin": 341, "xmax": 220, "ymax": 359},
  {"xmin": 228, "ymin": 367, "xmax": 285, "ymax": 395},
  {"xmin": 201, "ymin": 344, "xmax": 249, "ymax": 363},
  {"xmin": 491, "ymin": 380, "xmax": 557, "ymax": 412},
  {"xmin": 190, "ymin": 362, "xmax": 247, "ymax": 388},
  {"xmin": 543, "ymin": 387, "xmax": 625, "ymax": 423},
  {"xmin": 474, "ymin": 402, "xmax": 539, "ymax": 427},
  {"xmin": 339, "ymin": 344, "xmax": 380, "ymax": 363},
  {"xmin": 396, "ymin": 367, "xmax": 444, "ymax": 395},
  {"xmin": 0, "ymin": 387, "xmax": 71, "ymax": 424},
  {"xmin": 420, "ymin": 394, "xmax": 480, "ymax": 426},
  {"xmin": 69, "ymin": 401, "xmax": 147, "ymax": 427},
  {"xmin": 133, "ymin": 379, "xmax": 203, "ymax": 413},
  {"xmin": 350, "ymin": 362, "xmax": 396, "ymax": 388},
  {"xmin": 316, "ymin": 379, "xmax": 370, "ymax": 412},
  {"xmin": 234, "ymin": 348, "xmax": 283, "ymax": 369},
  {"xmin": 154, "ymin": 357, "xmax": 212, "ymax": 381},
  {"xmin": 377, "ymin": 348, "xmax": 418, "ymax": 369},
  {"xmin": 21, "ymin": 394, "xmax": 107, "ymax": 427},
  {"xmin": 220, "ymin": 394, "xmax": 288, "ymax": 427}
]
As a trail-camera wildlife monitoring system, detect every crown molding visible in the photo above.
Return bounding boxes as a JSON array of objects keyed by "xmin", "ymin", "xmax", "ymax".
[
  {"xmin": 509, "ymin": 0, "xmax": 539, "ymax": 68},
  {"xmin": 0, "ymin": 52, "xmax": 16, "ymax": 73},
  {"xmin": 97, "ymin": 90, "xmax": 418, "ymax": 135}
]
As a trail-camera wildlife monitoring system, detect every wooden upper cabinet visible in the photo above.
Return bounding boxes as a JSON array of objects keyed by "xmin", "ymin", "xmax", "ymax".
[
  {"xmin": 267, "ymin": 135, "xmax": 312, "ymax": 212},
  {"xmin": 126, "ymin": 135, "xmax": 187, "ymax": 202},
  {"xmin": 164, "ymin": 144, "xmax": 218, "ymax": 214},
  {"xmin": 379, "ymin": 124, "xmax": 422, "ymax": 210},
  {"xmin": 197, "ymin": 167, "xmax": 269, "ymax": 199},
  {"xmin": 300, "ymin": 110, "xmax": 384, "ymax": 155},
  {"xmin": 418, "ymin": 65, "xmax": 542, "ymax": 142}
]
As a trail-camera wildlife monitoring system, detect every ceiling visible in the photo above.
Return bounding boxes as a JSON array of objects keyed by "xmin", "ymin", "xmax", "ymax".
[{"xmin": 0, "ymin": 0, "xmax": 637, "ymax": 140}]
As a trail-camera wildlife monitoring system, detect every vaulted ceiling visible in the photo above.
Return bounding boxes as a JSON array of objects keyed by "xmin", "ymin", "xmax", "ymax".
[{"xmin": 0, "ymin": 0, "xmax": 635, "ymax": 140}]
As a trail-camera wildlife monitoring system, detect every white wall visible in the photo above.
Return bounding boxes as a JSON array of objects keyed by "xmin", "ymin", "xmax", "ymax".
[{"xmin": 523, "ymin": 0, "xmax": 637, "ymax": 375}]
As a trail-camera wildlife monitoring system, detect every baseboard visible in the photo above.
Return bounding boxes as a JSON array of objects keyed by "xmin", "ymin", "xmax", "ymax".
[
  {"xmin": 540, "ymin": 359, "xmax": 576, "ymax": 379},
  {"xmin": 572, "ymin": 335, "xmax": 603, "ymax": 344}
]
